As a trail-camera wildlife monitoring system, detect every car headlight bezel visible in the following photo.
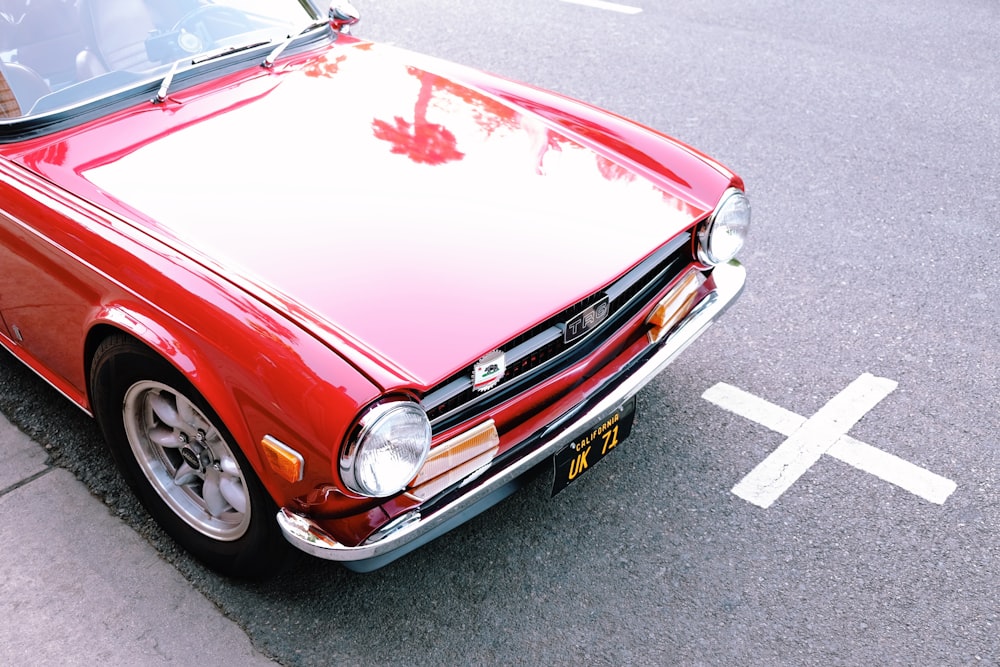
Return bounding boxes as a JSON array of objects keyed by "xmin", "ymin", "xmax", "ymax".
[
  {"xmin": 697, "ymin": 188, "xmax": 751, "ymax": 266},
  {"xmin": 339, "ymin": 400, "xmax": 432, "ymax": 498}
]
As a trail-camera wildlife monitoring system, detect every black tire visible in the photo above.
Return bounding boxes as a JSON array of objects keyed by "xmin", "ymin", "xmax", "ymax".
[{"xmin": 89, "ymin": 333, "xmax": 286, "ymax": 578}]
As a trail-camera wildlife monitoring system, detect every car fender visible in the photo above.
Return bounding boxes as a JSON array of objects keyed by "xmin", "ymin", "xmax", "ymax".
[{"xmin": 85, "ymin": 299, "xmax": 384, "ymax": 509}]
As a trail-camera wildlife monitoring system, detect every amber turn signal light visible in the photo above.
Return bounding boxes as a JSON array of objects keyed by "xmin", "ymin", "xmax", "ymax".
[
  {"xmin": 646, "ymin": 270, "xmax": 706, "ymax": 344},
  {"xmin": 261, "ymin": 435, "xmax": 305, "ymax": 483}
]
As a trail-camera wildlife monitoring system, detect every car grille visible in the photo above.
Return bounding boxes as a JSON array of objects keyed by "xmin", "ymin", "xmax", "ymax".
[{"xmin": 422, "ymin": 232, "xmax": 694, "ymax": 432}]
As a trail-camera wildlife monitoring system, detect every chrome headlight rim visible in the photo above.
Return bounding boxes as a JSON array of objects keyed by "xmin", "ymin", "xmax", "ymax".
[
  {"xmin": 697, "ymin": 188, "xmax": 751, "ymax": 266},
  {"xmin": 339, "ymin": 400, "xmax": 432, "ymax": 498}
]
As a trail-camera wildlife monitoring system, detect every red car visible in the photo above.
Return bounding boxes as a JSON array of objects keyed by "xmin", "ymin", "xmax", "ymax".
[{"xmin": 0, "ymin": 0, "xmax": 749, "ymax": 576}]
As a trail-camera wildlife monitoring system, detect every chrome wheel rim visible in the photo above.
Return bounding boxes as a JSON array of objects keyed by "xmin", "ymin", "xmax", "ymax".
[{"xmin": 122, "ymin": 381, "xmax": 250, "ymax": 541}]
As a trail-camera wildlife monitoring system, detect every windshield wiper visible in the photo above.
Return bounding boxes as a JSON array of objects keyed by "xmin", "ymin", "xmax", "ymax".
[
  {"xmin": 153, "ymin": 59, "xmax": 182, "ymax": 104},
  {"xmin": 263, "ymin": 19, "xmax": 329, "ymax": 68},
  {"xmin": 153, "ymin": 39, "xmax": 272, "ymax": 103},
  {"xmin": 192, "ymin": 38, "xmax": 272, "ymax": 65}
]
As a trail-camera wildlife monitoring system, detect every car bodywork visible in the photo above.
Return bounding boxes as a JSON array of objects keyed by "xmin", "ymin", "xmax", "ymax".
[{"xmin": 0, "ymin": 1, "xmax": 748, "ymax": 574}]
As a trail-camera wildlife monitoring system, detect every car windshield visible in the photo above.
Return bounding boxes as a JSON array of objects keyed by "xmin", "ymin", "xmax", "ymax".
[{"xmin": 0, "ymin": 0, "xmax": 322, "ymax": 120}]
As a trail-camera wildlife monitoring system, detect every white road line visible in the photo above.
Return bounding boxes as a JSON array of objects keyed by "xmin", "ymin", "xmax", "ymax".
[
  {"xmin": 728, "ymin": 373, "xmax": 897, "ymax": 508},
  {"xmin": 557, "ymin": 0, "xmax": 643, "ymax": 15},
  {"xmin": 704, "ymin": 374, "xmax": 956, "ymax": 508},
  {"xmin": 703, "ymin": 382, "xmax": 805, "ymax": 435},
  {"xmin": 828, "ymin": 436, "xmax": 957, "ymax": 505}
]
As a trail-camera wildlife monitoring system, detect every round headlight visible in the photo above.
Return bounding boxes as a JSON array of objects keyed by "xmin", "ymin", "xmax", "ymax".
[
  {"xmin": 697, "ymin": 189, "xmax": 751, "ymax": 265},
  {"xmin": 340, "ymin": 401, "xmax": 432, "ymax": 498}
]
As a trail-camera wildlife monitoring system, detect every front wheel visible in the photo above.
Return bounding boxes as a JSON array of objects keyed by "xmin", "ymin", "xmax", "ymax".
[{"xmin": 90, "ymin": 334, "xmax": 286, "ymax": 578}]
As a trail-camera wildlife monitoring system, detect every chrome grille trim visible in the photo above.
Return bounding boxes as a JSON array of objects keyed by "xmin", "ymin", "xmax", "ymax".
[{"xmin": 422, "ymin": 232, "xmax": 693, "ymax": 427}]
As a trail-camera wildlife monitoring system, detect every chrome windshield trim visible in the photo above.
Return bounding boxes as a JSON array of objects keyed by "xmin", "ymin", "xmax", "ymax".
[{"xmin": 278, "ymin": 259, "xmax": 746, "ymax": 566}]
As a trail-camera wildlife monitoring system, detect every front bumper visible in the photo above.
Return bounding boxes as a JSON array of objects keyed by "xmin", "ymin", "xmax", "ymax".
[{"xmin": 277, "ymin": 260, "xmax": 747, "ymax": 571}]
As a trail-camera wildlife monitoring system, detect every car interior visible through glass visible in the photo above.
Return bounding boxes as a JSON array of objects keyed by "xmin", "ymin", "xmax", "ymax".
[{"xmin": 0, "ymin": 0, "xmax": 317, "ymax": 119}]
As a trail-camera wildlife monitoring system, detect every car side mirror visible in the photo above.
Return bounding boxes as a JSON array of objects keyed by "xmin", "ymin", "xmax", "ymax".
[{"xmin": 329, "ymin": 2, "xmax": 360, "ymax": 33}]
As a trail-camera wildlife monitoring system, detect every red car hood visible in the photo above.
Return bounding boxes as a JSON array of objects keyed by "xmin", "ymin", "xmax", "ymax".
[{"xmin": 13, "ymin": 41, "xmax": 733, "ymax": 389}]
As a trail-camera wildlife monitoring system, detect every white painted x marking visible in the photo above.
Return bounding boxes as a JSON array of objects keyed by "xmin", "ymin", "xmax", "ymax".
[{"xmin": 703, "ymin": 373, "xmax": 957, "ymax": 508}]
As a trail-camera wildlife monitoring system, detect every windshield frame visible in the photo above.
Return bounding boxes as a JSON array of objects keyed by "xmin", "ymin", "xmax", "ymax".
[{"xmin": 0, "ymin": 0, "xmax": 331, "ymax": 143}]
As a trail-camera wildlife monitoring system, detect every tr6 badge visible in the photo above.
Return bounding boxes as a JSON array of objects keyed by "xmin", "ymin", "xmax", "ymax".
[
  {"xmin": 563, "ymin": 295, "xmax": 610, "ymax": 344},
  {"xmin": 472, "ymin": 349, "xmax": 506, "ymax": 392}
]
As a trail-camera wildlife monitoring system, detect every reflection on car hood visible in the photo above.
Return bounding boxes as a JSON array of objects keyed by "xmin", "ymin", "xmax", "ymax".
[{"xmin": 24, "ymin": 42, "xmax": 733, "ymax": 388}]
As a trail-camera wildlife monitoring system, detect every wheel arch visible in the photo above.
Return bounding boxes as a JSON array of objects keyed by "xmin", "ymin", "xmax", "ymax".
[{"xmin": 82, "ymin": 306, "xmax": 261, "ymax": 473}]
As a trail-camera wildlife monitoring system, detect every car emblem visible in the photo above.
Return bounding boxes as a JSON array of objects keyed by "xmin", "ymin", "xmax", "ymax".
[
  {"xmin": 472, "ymin": 350, "xmax": 506, "ymax": 392},
  {"xmin": 180, "ymin": 446, "xmax": 202, "ymax": 471},
  {"xmin": 563, "ymin": 295, "xmax": 610, "ymax": 344}
]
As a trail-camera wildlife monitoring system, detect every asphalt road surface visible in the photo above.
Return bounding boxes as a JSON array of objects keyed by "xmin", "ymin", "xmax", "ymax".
[{"xmin": 1, "ymin": 0, "xmax": 996, "ymax": 665}]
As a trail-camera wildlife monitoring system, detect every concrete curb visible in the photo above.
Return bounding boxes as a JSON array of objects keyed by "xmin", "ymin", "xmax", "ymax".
[{"xmin": 0, "ymin": 415, "xmax": 278, "ymax": 666}]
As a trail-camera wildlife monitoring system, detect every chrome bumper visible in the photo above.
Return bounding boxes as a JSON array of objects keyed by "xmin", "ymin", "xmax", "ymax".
[{"xmin": 277, "ymin": 260, "xmax": 746, "ymax": 571}]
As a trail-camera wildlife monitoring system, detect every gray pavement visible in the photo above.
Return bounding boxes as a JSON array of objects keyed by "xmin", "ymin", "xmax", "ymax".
[
  {"xmin": 0, "ymin": 414, "xmax": 278, "ymax": 667},
  {"xmin": 1, "ymin": 2, "xmax": 998, "ymax": 665}
]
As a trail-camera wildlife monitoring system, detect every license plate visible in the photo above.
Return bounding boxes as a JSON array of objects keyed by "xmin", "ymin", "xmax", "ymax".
[{"xmin": 551, "ymin": 397, "xmax": 636, "ymax": 496}]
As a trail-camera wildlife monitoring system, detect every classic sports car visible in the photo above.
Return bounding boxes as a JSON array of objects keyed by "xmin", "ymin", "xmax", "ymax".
[{"xmin": 0, "ymin": 0, "xmax": 749, "ymax": 576}]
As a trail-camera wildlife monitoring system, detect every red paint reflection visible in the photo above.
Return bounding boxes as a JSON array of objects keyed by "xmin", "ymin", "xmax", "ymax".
[{"xmin": 371, "ymin": 68, "xmax": 464, "ymax": 166}]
